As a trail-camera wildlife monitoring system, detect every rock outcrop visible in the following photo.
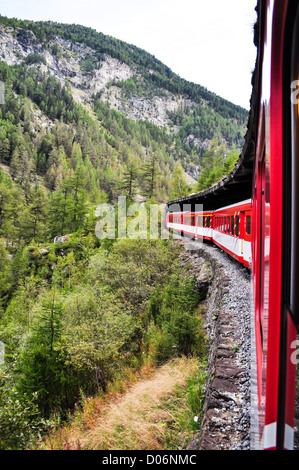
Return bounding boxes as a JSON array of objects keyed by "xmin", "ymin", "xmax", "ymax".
[{"xmin": 178, "ymin": 240, "xmax": 251, "ymax": 450}]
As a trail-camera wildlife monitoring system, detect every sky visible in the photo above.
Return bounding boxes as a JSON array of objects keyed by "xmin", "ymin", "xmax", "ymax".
[{"xmin": 0, "ymin": 0, "xmax": 257, "ymax": 109}]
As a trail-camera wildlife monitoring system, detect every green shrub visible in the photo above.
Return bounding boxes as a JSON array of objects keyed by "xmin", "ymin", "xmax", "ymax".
[
  {"xmin": 0, "ymin": 369, "xmax": 52, "ymax": 449},
  {"xmin": 146, "ymin": 275, "xmax": 205, "ymax": 364}
]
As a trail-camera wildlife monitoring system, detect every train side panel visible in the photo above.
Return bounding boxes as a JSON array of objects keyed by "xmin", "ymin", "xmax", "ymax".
[{"xmin": 213, "ymin": 200, "xmax": 252, "ymax": 268}]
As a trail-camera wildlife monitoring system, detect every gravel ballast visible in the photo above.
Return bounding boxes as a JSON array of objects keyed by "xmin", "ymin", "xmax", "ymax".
[{"xmin": 177, "ymin": 239, "xmax": 252, "ymax": 450}]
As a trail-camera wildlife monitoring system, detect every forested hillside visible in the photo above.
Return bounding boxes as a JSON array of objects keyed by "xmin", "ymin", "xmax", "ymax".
[
  {"xmin": 0, "ymin": 15, "xmax": 247, "ymax": 201},
  {"xmin": 0, "ymin": 15, "xmax": 247, "ymax": 450}
]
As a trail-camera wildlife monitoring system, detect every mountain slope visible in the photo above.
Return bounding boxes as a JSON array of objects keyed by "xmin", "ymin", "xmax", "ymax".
[{"xmin": 0, "ymin": 15, "xmax": 248, "ymax": 200}]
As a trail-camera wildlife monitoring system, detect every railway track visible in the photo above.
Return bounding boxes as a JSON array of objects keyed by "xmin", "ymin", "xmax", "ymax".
[{"xmin": 177, "ymin": 240, "xmax": 252, "ymax": 450}]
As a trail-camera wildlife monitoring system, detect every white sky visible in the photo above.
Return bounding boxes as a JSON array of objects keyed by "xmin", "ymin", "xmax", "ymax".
[{"xmin": 0, "ymin": 0, "xmax": 257, "ymax": 109}]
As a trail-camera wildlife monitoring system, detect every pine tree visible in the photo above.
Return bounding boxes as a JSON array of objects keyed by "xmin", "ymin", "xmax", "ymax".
[
  {"xmin": 21, "ymin": 185, "xmax": 48, "ymax": 242},
  {"xmin": 69, "ymin": 165, "xmax": 87, "ymax": 232},
  {"xmin": 48, "ymin": 177, "xmax": 73, "ymax": 238},
  {"xmin": 17, "ymin": 149, "xmax": 33, "ymax": 188},
  {"xmin": 142, "ymin": 154, "xmax": 159, "ymax": 199},
  {"xmin": 118, "ymin": 161, "xmax": 139, "ymax": 200},
  {"xmin": 17, "ymin": 292, "xmax": 69, "ymax": 416},
  {"xmin": 169, "ymin": 161, "xmax": 190, "ymax": 200}
]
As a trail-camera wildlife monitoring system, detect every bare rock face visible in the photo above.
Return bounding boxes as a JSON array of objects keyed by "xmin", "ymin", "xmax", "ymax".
[{"xmin": 0, "ymin": 24, "xmax": 201, "ymax": 133}]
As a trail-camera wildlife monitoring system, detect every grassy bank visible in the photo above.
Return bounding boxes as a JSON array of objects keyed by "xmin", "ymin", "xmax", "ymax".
[{"xmin": 39, "ymin": 355, "xmax": 207, "ymax": 450}]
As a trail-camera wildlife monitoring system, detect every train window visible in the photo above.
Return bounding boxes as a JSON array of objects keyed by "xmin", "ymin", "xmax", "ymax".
[
  {"xmin": 231, "ymin": 216, "xmax": 234, "ymax": 235},
  {"xmin": 246, "ymin": 216, "xmax": 251, "ymax": 235},
  {"xmin": 203, "ymin": 216, "xmax": 205, "ymax": 227},
  {"xmin": 227, "ymin": 217, "xmax": 230, "ymax": 234},
  {"xmin": 206, "ymin": 216, "xmax": 210, "ymax": 228},
  {"xmin": 235, "ymin": 215, "xmax": 240, "ymax": 237}
]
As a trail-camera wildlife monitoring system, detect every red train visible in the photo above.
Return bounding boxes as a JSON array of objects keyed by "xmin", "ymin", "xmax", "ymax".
[
  {"xmin": 165, "ymin": 199, "xmax": 252, "ymax": 268},
  {"xmin": 166, "ymin": 0, "xmax": 299, "ymax": 450}
]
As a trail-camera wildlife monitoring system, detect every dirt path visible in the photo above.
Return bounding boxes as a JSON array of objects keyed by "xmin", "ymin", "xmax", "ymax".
[{"xmin": 43, "ymin": 357, "xmax": 200, "ymax": 450}]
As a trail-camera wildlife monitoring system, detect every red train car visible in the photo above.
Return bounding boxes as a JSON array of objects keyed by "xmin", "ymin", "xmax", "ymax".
[
  {"xmin": 166, "ymin": 202, "xmax": 251, "ymax": 268},
  {"xmin": 166, "ymin": 210, "xmax": 214, "ymax": 241},
  {"xmin": 251, "ymin": 0, "xmax": 299, "ymax": 450},
  {"xmin": 213, "ymin": 199, "xmax": 252, "ymax": 268}
]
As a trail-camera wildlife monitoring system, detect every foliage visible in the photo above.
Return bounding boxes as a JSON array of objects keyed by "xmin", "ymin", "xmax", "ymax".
[
  {"xmin": 146, "ymin": 275, "xmax": 206, "ymax": 364},
  {"xmin": 0, "ymin": 217, "xmax": 207, "ymax": 447},
  {"xmin": 169, "ymin": 161, "xmax": 191, "ymax": 200},
  {"xmin": 0, "ymin": 368, "xmax": 52, "ymax": 450},
  {"xmin": 197, "ymin": 140, "xmax": 240, "ymax": 191}
]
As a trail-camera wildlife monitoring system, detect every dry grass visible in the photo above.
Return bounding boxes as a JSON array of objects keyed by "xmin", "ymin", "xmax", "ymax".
[{"xmin": 41, "ymin": 356, "xmax": 200, "ymax": 450}]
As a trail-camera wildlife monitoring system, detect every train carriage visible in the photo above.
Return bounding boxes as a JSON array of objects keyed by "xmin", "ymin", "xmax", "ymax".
[
  {"xmin": 213, "ymin": 199, "xmax": 252, "ymax": 268},
  {"xmin": 166, "ymin": 210, "xmax": 214, "ymax": 241},
  {"xmin": 250, "ymin": 0, "xmax": 299, "ymax": 450}
]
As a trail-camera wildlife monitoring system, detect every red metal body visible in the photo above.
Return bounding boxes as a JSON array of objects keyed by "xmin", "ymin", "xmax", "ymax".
[{"xmin": 252, "ymin": 0, "xmax": 297, "ymax": 449}]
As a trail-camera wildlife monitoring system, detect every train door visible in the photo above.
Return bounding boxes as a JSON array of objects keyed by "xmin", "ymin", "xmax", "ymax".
[
  {"xmin": 243, "ymin": 210, "xmax": 251, "ymax": 267},
  {"xmin": 258, "ymin": 154, "xmax": 267, "ymax": 414},
  {"xmin": 252, "ymin": 151, "xmax": 266, "ymax": 428}
]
